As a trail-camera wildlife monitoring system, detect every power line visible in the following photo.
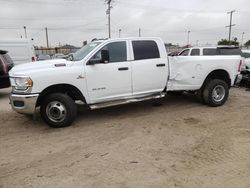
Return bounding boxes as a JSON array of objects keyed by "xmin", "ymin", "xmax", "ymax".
[{"xmin": 116, "ymin": 0, "xmax": 250, "ymax": 14}]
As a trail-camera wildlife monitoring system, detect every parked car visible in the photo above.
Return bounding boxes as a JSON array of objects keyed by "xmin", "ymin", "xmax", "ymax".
[
  {"xmin": 241, "ymin": 50, "xmax": 250, "ymax": 69},
  {"xmin": 0, "ymin": 50, "xmax": 14, "ymax": 89},
  {"xmin": 9, "ymin": 37, "xmax": 242, "ymax": 128},
  {"xmin": 52, "ymin": 53, "xmax": 68, "ymax": 59},
  {"xmin": 168, "ymin": 51, "xmax": 180, "ymax": 56},
  {"xmin": 0, "ymin": 39, "xmax": 36, "ymax": 65},
  {"xmin": 179, "ymin": 46, "xmax": 245, "ymax": 72},
  {"xmin": 239, "ymin": 50, "xmax": 250, "ymax": 87},
  {"xmin": 178, "ymin": 46, "xmax": 242, "ymax": 56},
  {"xmin": 37, "ymin": 54, "xmax": 51, "ymax": 61}
]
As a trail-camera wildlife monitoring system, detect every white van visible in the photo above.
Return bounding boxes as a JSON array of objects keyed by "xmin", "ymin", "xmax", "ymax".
[{"xmin": 0, "ymin": 39, "xmax": 36, "ymax": 65}]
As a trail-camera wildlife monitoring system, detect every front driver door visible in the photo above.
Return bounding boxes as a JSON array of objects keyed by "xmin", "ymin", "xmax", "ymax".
[{"xmin": 85, "ymin": 41, "xmax": 132, "ymax": 104}]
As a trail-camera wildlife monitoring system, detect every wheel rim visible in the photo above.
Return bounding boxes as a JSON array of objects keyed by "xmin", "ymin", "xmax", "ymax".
[
  {"xmin": 212, "ymin": 85, "xmax": 225, "ymax": 103},
  {"xmin": 46, "ymin": 101, "xmax": 67, "ymax": 123}
]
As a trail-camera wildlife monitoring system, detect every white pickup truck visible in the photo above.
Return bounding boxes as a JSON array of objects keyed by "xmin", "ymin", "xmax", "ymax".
[{"xmin": 9, "ymin": 37, "xmax": 242, "ymax": 128}]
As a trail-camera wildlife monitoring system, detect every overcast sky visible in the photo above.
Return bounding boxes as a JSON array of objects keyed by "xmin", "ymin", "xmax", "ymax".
[{"xmin": 0, "ymin": 0, "xmax": 249, "ymax": 47}]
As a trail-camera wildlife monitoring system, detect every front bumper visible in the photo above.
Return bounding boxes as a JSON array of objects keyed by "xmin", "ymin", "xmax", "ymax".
[{"xmin": 9, "ymin": 94, "xmax": 39, "ymax": 114}]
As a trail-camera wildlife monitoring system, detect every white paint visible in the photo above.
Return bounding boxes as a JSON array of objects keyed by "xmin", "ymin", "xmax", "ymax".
[{"xmin": 9, "ymin": 37, "xmax": 242, "ymax": 106}]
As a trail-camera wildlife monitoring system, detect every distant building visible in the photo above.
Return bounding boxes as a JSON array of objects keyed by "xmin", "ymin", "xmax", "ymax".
[{"xmin": 35, "ymin": 44, "xmax": 80, "ymax": 56}]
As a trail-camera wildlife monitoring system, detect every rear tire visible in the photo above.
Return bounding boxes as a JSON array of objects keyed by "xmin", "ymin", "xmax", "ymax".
[
  {"xmin": 203, "ymin": 79, "xmax": 229, "ymax": 107},
  {"xmin": 40, "ymin": 93, "xmax": 77, "ymax": 128}
]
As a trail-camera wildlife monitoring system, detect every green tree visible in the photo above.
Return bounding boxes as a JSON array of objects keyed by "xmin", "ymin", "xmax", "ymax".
[
  {"xmin": 245, "ymin": 40, "xmax": 250, "ymax": 47},
  {"xmin": 217, "ymin": 39, "xmax": 239, "ymax": 46}
]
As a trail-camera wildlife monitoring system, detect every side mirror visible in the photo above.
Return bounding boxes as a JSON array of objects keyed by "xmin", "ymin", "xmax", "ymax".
[
  {"xmin": 88, "ymin": 50, "xmax": 110, "ymax": 65},
  {"xmin": 88, "ymin": 58, "xmax": 101, "ymax": 65},
  {"xmin": 101, "ymin": 50, "xmax": 109, "ymax": 63}
]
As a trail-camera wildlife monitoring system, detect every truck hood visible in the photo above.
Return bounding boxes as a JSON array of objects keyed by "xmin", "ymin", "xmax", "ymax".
[{"xmin": 9, "ymin": 59, "xmax": 73, "ymax": 76}]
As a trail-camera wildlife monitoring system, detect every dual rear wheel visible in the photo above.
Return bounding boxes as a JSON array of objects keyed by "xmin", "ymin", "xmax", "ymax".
[{"xmin": 198, "ymin": 79, "xmax": 229, "ymax": 107}]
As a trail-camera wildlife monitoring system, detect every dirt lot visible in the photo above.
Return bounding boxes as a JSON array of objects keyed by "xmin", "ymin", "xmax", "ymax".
[{"xmin": 1, "ymin": 87, "xmax": 250, "ymax": 188}]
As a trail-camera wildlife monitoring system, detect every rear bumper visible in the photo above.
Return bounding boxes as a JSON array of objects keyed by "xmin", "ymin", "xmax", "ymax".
[
  {"xmin": 234, "ymin": 74, "xmax": 242, "ymax": 85},
  {"xmin": 9, "ymin": 94, "xmax": 39, "ymax": 114}
]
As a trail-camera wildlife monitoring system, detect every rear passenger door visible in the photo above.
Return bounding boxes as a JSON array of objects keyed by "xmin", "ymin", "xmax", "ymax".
[{"xmin": 130, "ymin": 40, "xmax": 168, "ymax": 95}]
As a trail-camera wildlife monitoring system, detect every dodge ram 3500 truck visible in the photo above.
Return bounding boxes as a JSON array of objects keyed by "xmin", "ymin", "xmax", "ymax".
[{"xmin": 9, "ymin": 38, "xmax": 242, "ymax": 128}]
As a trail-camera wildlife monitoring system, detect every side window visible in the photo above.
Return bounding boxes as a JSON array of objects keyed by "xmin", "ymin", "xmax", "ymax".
[
  {"xmin": 91, "ymin": 41, "xmax": 127, "ymax": 63},
  {"xmin": 132, "ymin": 40, "xmax": 160, "ymax": 60},
  {"xmin": 242, "ymin": 53, "xmax": 250, "ymax": 58},
  {"xmin": 190, "ymin": 49, "xmax": 200, "ymax": 56},
  {"xmin": 203, "ymin": 48, "xmax": 218, "ymax": 56},
  {"xmin": 219, "ymin": 48, "xmax": 242, "ymax": 55},
  {"xmin": 179, "ymin": 49, "xmax": 190, "ymax": 56}
]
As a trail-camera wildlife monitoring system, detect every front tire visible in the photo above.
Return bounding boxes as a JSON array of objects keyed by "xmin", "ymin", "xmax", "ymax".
[
  {"xmin": 203, "ymin": 79, "xmax": 229, "ymax": 107},
  {"xmin": 40, "ymin": 93, "xmax": 77, "ymax": 128}
]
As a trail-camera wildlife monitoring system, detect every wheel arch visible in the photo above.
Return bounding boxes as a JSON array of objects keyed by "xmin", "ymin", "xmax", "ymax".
[
  {"xmin": 36, "ymin": 84, "xmax": 86, "ymax": 107},
  {"xmin": 201, "ymin": 69, "xmax": 231, "ymax": 90}
]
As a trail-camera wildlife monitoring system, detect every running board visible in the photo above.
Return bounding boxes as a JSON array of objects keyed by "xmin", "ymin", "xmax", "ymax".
[{"xmin": 90, "ymin": 93, "xmax": 166, "ymax": 110}]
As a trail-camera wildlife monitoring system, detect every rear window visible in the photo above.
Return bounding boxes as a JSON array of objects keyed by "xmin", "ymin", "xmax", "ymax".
[
  {"xmin": 190, "ymin": 49, "xmax": 200, "ymax": 56},
  {"xmin": 219, "ymin": 48, "xmax": 242, "ymax": 55},
  {"xmin": 132, "ymin": 40, "xmax": 160, "ymax": 60},
  {"xmin": 203, "ymin": 48, "xmax": 218, "ymax": 56}
]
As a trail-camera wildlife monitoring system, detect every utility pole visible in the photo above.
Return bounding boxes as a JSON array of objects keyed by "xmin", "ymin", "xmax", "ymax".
[
  {"xmin": 45, "ymin": 27, "xmax": 49, "ymax": 48},
  {"xmin": 23, "ymin": 26, "xmax": 27, "ymax": 38},
  {"xmin": 187, "ymin": 30, "xmax": 190, "ymax": 46},
  {"xmin": 119, "ymin": 29, "xmax": 121, "ymax": 38},
  {"xmin": 226, "ymin": 10, "xmax": 236, "ymax": 42},
  {"xmin": 106, "ymin": 0, "xmax": 112, "ymax": 38},
  {"xmin": 196, "ymin": 40, "xmax": 199, "ymax": 46},
  {"xmin": 139, "ymin": 28, "xmax": 141, "ymax": 37},
  {"xmin": 241, "ymin": 32, "xmax": 245, "ymax": 48}
]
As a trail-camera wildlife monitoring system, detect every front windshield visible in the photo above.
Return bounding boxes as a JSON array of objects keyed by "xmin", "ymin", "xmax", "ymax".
[{"xmin": 71, "ymin": 42, "xmax": 101, "ymax": 61}]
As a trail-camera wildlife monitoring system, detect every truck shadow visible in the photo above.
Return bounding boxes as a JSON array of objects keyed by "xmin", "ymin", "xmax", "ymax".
[
  {"xmin": 74, "ymin": 93, "xmax": 201, "ymax": 126},
  {"xmin": 10, "ymin": 92, "xmax": 202, "ymax": 130}
]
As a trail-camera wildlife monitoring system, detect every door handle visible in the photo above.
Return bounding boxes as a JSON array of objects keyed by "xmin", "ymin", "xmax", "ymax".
[
  {"xmin": 156, "ymin": 64, "xmax": 166, "ymax": 67},
  {"xmin": 118, "ymin": 67, "xmax": 129, "ymax": 71}
]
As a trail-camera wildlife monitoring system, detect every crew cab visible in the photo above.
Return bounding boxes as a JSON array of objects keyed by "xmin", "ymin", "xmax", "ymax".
[{"xmin": 9, "ymin": 38, "xmax": 242, "ymax": 128}]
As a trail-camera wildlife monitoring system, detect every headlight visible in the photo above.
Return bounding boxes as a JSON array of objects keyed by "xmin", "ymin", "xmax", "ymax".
[{"xmin": 11, "ymin": 76, "xmax": 33, "ymax": 92}]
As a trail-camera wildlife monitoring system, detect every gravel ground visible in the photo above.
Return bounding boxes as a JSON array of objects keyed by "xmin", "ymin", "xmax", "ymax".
[{"xmin": 1, "ymin": 87, "xmax": 250, "ymax": 188}]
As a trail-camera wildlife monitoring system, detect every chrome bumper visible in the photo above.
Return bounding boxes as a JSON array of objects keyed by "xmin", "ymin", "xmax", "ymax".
[
  {"xmin": 234, "ymin": 74, "xmax": 242, "ymax": 85},
  {"xmin": 9, "ymin": 94, "xmax": 39, "ymax": 114}
]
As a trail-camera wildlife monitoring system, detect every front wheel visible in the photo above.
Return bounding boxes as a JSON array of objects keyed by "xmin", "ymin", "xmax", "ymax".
[
  {"xmin": 203, "ymin": 79, "xmax": 229, "ymax": 107},
  {"xmin": 40, "ymin": 93, "xmax": 77, "ymax": 128}
]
